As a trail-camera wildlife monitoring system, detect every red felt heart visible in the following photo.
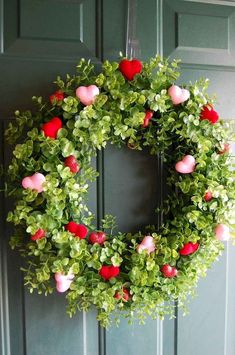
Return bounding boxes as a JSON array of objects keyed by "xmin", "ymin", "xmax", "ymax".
[
  {"xmin": 114, "ymin": 288, "xmax": 130, "ymax": 302},
  {"xmin": 179, "ymin": 242, "xmax": 199, "ymax": 256},
  {"xmin": 218, "ymin": 143, "xmax": 231, "ymax": 155},
  {"xmin": 50, "ymin": 90, "xmax": 64, "ymax": 105},
  {"xmin": 64, "ymin": 155, "xmax": 80, "ymax": 174},
  {"xmin": 142, "ymin": 110, "xmax": 153, "ymax": 128},
  {"xmin": 204, "ymin": 191, "xmax": 213, "ymax": 202},
  {"xmin": 119, "ymin": 59, "xmax": 142, "ymax": 81},
  {"xmin": 161, "ymin": 264, "xmax": 178, "ymax": 278},
  {"xmin": 42, "ymin": 117, "xmax": 62, "ymax": 139},
  {"xmin": 65, "ymin": 221, "xmax": 88, "ymax": 239},
  {"xmin": 200, "ymin": 105, "xmax": 219, "ymax": 124},
  {"xmin": 31, "ymin": 229, "xmax": 46, "ymax": 241},
  {"xmin": 99, "ymin": 265, "xmax": 120, "ymax": 281},
  {"xmin": 89, "ymin": 231, "xmax": 106, "ymax": 245}
]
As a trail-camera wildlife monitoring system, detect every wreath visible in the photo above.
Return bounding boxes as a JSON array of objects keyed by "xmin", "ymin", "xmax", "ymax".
[{"xmin": 5, "ymin": 56, "xmax": 235, "ymax": 327}]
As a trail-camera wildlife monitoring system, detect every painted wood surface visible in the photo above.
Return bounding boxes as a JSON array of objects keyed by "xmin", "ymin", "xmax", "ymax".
[{"xmin": 0, "ymin": 1, "xmax": 235, "ymax": 354}]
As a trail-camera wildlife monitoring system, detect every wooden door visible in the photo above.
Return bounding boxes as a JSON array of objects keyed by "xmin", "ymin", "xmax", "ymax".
[{"xmin": 1, "ymin": 1, "xmax": 235, "ymax": 354}]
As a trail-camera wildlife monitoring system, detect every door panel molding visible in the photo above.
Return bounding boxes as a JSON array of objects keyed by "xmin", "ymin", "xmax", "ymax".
[
  {"xmin": 1, "ymin": 0, "xmax": 101, "ymax": 63},
  {"xmin": 0, "ymin": 121, "xmax": 11, "ymax": 355},
  {"xmin": 1, "ymin": 1, "xmax": 235, "ymax": 354},
  {"xmin": 163, "ymin": 0, "xmax": 235, "ymax": 66}
]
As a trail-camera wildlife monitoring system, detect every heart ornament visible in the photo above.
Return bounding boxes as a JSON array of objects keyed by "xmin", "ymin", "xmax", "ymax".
[
  {"xmin": 22, "ymin": 173, "xmax": 46, "ymax": 193},
  {"xmin": 76, "ymin": 85, "xmax": 99, "ymax": 106},
  {"xmin": 55, "ymin": 272, "xmax": 74, "ymax": 293},
  {"xmin": 175, "ymin": 155, "xmax": 196, "ymax": 174},
  {"xmin": 99, "ymin": 265, "xmax": 120, "ymax": 281},
  {"xmin": 119, "ymin": 59, "xmax": 142, "ymax": 81},
  {"xmin": 142, "ymin": 110, "xmax": 153, "ymax": 128},
  {"xmin": 161, "ymin": 264, "xmax": 178, "ymax": 278},
  {"xmin": 31, "ymin": 229, "xmax": 46, "ymax": 241},
  {"xmin": 219, "ymin": 143, "xmax": 232, "ymax": 155},
  {"xmin": 168, "ymin": 85, "xmax": 190, "ymax": 105},
  {"xmin": 42, "ymin": 117, "xmax": 62, "ymax": 139},
  {"xmin": 65, "ymin": 221, "xmax": 88, "ymax": 239},
  {"xmin": 215, "ymin": 224, "xmax": 230, "ymax": 241},
  {"xmin": 89, "ymin": 231, "xmax": 106, "ymax": 245},
  {"xmin": 179, "ymin": 242, "xmax": 199, "ymax": 256},
  {"xmin": 200, "ymin": 105, "xmax": 219, "ymax": 124},
  {"xmin": 64, "ymin": 155, "xmax": 80, "ymax": 174},
  {"xmin": 114, "ymin": 288, "xmax": 130, "ymax": 302},
  {"xmin": 137, "ymin": 236, "xmax": 155, "ymax": 254}
]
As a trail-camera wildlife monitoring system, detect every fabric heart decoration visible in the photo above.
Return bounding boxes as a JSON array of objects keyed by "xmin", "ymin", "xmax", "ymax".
[
  {"xmin": 22, "ymin": 173, "xmax": 46, "ymax": 193},
  {"xmin": 42, "ymin": 117, "xmax": 62, "ymax": 139},
  {"xmin": 142, "ymin": 110, "xmax": 153, "ymax": 128},
  {"xmin": 99, "ymin": 265, "xmax": 120, "ymax": 281},
  {"xmin": 218, "ymin": 143, "xmax": 232, "ymax": 155},
  {"xmin": 55, "ymin": 272, "xmax": 74, "ymax": 293},
  {"xmin": 31, "ymin": 229, "xmax": 46, "ymax": 241},
  {"xmin": 204, "ymin": 191, "xmax": 213, "ymax": 202},
  {"xmin": 179, "ymin": 242, "xmax": 199, "ymax": 256},
  {"xmin": 119, "ymin": 59, "xmax": 142, "ymax": 81},
  {"xmin": 168, "ymin": 85, "xmax": 190, "ymax": 105},
  {"xmin": 50, "ymin": 90, "xmax": 64, "ymax": 104},
  {"xmin": 76, "ymin": 85, "xmax": 99, "ymax": 106},
  {"xmin": 161, "ymin": 264, "xmax": 178, "ymax": 278},
  {"xmin": 175, "ymin": 155, "xmax": 196, "ymax": 174},
  {"xmin": 200, "ymin": 105, "xmax": 219, "ymax": 124},
  {"xmin": 215, "ymin": 224, "xmax": 230, "ymax": 241},
  {"xmin": 114, "ymin": 288, "xmax": 130, "ymax": 302},
  {"xmin": 64, "ymin": 155, "xmax": 80, "ymax": 174},
  {"xmin": 89, "ymin": 231, "xmax": 106, "ymax": 245},
  {"xmin": 65, "ymin": 221, "xmax": 88, "ymax": 239},
  {"xmin": 137, "ymin": 236, "xmax": 155, "ymax": 254}
]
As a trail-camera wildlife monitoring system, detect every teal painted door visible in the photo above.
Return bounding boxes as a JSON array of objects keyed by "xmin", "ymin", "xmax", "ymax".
[{"xmin": 1, "ymin": 1, "xmax": 235, "ymax": 354}]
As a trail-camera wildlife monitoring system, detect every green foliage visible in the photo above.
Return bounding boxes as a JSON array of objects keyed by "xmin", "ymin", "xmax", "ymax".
[{"xmin": 5, "ymin": 55, "xmax": 235, "ymax": 328}]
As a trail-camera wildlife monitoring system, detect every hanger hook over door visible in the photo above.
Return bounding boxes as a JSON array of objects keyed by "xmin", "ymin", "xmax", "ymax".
[{"xmin": 126, "ymin": 0, "xmax": 141, "ymax": 59}]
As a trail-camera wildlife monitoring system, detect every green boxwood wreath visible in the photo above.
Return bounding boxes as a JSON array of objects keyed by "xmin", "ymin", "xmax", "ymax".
[{"xmin": 5, "ymin": 56, "xmax": 235, "ymax": 327}]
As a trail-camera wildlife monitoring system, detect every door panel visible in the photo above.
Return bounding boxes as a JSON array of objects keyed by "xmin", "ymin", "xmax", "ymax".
[
  {"xmin": 4, "ymin": 0, "xmax": 97, "ymax": 59},
  {"xmin": 103, "ymin": 145, "xmax": 161, "ymax": 233},
  {"xmin": 164, "ymin": 1, "xmax": 235, "ymax": 354},
  {"xmin": 172, "ymin": 66, "xmax": 235, "ymax": 355},
  {"xmin": 24, "ymin": 295, "xmax": 98, "ymax": 355},
  {"xmin": 163, "ymin": 0, "xmax": 235, "ymax": 66},
  {"xmin": 1, "ymin": 1, "xmax": 235, "ymax": 355}
]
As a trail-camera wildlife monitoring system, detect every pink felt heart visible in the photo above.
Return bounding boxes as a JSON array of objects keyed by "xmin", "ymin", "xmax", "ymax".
[
  {"xmin": 215, "ymin": 224, "xmax": 230, "ymax": 241},
  {"xmin": 137, "ymin": 236, "xmax": 155, "ymax": 254},
  {"xmin": 55, "ymin": 272, "xmax": 74, "ymax": 293},
  {"xmin": 22, "ymin": 173, "xmax": 46, "ymax": 193},
  {"xmin": 175, "ymin": 155, "xmax": 196, "ymax": 174},
  {"xmin": 168, "ymin": 85, "xmax": 190, "ymax": 105},
  {"xmin": 76, "ymin": 85, "xmax": 99, "ymax": 106}
]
